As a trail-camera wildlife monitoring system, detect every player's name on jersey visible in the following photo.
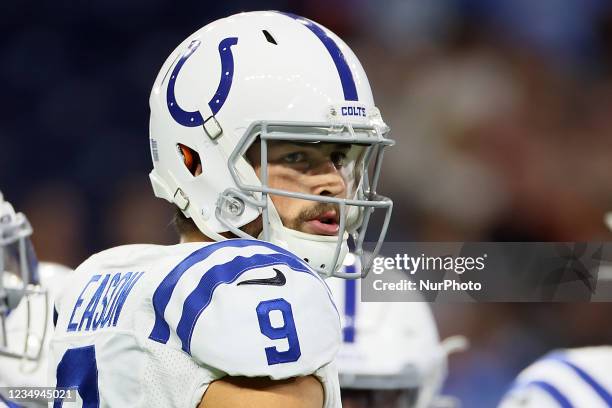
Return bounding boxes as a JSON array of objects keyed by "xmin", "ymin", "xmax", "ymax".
[
  {"xmin": 67, "ymin": 271, "xmax": 145, "ymax": 333},
  {"xmin": 372, "ymin": 278, "xmax": 482, "ymax": 292}
]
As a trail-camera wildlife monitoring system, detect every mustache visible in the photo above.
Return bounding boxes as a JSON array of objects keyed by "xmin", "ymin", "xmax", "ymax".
[{"xmin": 293, "ymin": 202, "xmax": 340, "ymax": 226}]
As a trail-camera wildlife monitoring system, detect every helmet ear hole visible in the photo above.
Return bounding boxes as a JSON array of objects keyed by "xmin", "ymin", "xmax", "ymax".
[{"xmin": 177, "ymin": 144, "xmax": 202, "ymax": 176}]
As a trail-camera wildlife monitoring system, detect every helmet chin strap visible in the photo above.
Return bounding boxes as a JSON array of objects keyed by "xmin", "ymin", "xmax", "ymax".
[{"xmin": 260, "ymin": 198, "xmax": 348, "ymax": 277}]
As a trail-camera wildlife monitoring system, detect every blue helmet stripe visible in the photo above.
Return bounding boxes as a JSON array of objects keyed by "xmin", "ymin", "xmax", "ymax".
[
  {"xmin": 280, "ymin": 12, "xmax": 358, "ymax": 101},
  {"xmin": 176, "ymin": 252, "xmax": 311, "ymax": 354},
  {"xmin": 548, "ymin": 354, "xmax": 612, "ymax": 405},
  {"xmin": 148, "ymin": 239, "xmax": 314, "ymax": 344}
]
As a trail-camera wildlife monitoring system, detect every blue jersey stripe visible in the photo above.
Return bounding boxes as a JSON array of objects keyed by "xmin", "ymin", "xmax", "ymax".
[
  {"xmin": 548, "ymin": 354, "xmax": 612, "ymax": 405},
  {"xmin": 528, "ymin": 380, "xmax": 574, "ymax": 408},
  {"xmin": 176, "ymin": 252, "xmax": 311, "ymax": 354},
  {"xmin": 149, "ymin": 239, "xmax": 312, "ymax": 344},
  {"xmin": 280, "ymin": 12, "xmax": 358, "ymax": 101},
  {"xmin": 343, "ymin": 263, "xmax": 357, "ymax": 343},
  {"xmin": 506, "ymin": 380, "xmax": 574, "ymax": 408},
  {"xmin": 0, "ymin": 393, "xmax": 23, "ymax": 408}
]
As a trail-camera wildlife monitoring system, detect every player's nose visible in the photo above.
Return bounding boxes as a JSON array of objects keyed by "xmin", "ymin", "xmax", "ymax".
[{"xmin": 309, "ymin": 161, "xmax": 346, "ymax": 197}]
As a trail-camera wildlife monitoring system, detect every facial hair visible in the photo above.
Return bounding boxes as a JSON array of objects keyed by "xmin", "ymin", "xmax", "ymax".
[{"xmin": 285, "ymin": 202, "xmax": 340, "ymax": 233}]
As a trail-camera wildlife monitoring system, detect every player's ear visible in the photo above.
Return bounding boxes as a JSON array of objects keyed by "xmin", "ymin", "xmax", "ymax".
[{"xmin": 177, "ymin": 144, "xmax": 202, "ymax": 176}]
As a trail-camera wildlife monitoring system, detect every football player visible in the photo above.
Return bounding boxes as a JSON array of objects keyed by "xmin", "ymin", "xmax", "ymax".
[
  {"xmin": 0, "ymin": 191, "xmax": 72, "ymax": 408},
  {"xmin": 49, "ymin": 11, "xmax": 393, "ymax": 408},
  {"xmin": 327, "ymin": 255, "xmax": 467, "ymax": 408},
  {"xmin": 498, "ymin": 346, "xmax": 612, "ymax": 408}
]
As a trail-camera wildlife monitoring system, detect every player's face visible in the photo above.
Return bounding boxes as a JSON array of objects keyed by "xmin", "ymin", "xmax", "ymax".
[{"xmin": 246, "ymin": 141, "xmax": 357, "ymax": 236}]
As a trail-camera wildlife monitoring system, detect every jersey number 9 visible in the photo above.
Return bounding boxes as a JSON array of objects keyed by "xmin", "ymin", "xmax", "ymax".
[{"xmin": 256, "ymin": 298, "xmax": 301, "ymax": 365}]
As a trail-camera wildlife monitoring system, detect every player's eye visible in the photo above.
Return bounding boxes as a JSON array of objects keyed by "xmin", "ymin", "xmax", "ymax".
[
  {"xmin": 331, "ymin": 151, "xmax": 347, "ymax": 168},
  {"xmin": 282, "ymin": 152, "xmax": 306, "ymax": 164}
]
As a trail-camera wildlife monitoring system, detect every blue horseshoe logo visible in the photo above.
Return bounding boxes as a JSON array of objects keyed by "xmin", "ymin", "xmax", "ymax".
[{"xmin": 167, "ymin": 37, "xmax": 238, "ymax": 127}]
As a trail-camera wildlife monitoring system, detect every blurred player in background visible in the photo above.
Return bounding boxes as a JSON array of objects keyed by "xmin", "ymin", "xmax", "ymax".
[
  {"xmin": 328, "ymin": 255, "xmax": 467, "ymax": 408},
  {"xmin": 498, "ymin": 346, "xmax": 612, "ymax": 408},
  {"xmin": 0, "ymin": 191, "xmax": 72, "ymax": 407},
  {"xmin": 49, "ymin": 10, "xmax": 393, "ymax": 408}
]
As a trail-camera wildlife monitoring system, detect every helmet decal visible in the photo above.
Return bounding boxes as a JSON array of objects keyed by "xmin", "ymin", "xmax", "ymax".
[
  {"xmin": 209, "ymin": 37, "xmax": 238, "ymax": 115},
  {"xmin": 280, "ymin": 12, "xmax": 358, "ymax": 102},
  {"xmin": 167, "ymin": 37, "xmax": 238, "ymax": 127},
  {"xmin": 167, "ymin": 40, "xmax": 204, "ymax": 127}
]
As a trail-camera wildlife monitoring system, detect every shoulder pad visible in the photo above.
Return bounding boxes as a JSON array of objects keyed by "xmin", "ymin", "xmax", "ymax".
[{"xmin": 147, "ymin": 239, "xmax": 341, "ymax": 379}]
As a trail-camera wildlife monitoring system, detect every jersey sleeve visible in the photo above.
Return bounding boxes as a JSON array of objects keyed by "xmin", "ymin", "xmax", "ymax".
[{"xmin": 147, "ymin": 240, "xmax": 342, "ymax": 380}]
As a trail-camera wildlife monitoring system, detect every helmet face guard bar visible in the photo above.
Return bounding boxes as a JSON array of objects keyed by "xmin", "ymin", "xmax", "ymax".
[
  {"xmin": 0, "ymin": 287, "xmax": 49, "ymax": 367},
  {"xmin": 217, "ymin": 120, "xmax": 394, "ymax": 279},
  {"xmin": 0, "ymin": 212, "xmax": 35, "ymax": 305},
  {"xmin": 0, "ymin": 211, "xmax": 47, "ymax": 366}
]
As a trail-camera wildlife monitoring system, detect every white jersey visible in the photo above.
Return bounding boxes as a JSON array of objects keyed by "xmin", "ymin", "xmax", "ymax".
[
  {"xmin": 0, "ymin": 262, "xmax": 72, "ymax": 408},
  {"xmin": 326, "ymin": 256, "xmax": 452, "ymax": 408},
  {"xmin": 499, "ymin": 347, "xmax": 612, "ymax": 408},
  {"xmin": 49, "ymin": 239, "xmax": 342, "ymax": 408}
]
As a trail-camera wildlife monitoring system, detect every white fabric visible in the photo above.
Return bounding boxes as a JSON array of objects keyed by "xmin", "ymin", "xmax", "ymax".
[
  {"xmin": 326, "ymin": 257, "xmax": 450, "ymax": 408},
  {"xmin": 0, "ymin": 262, "xmax": 72, "ymax": 407},
  {"xmin": 49, "ymin": 240, "xmax": 342, "ymax": 407},
  {"xmin": 498, "ymin": 346, "xmax": 612, "ymax": 408}
]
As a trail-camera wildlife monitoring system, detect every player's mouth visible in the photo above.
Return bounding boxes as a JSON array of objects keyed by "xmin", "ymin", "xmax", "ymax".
[{"xmin": 304, "ymin": 211, "xmax": 340, "ymax": 236}]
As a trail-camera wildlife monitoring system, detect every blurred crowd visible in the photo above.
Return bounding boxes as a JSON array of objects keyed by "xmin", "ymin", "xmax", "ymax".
[{"xmin": 2, "ymin": 0, "xmax": 612, "ymax": 406}]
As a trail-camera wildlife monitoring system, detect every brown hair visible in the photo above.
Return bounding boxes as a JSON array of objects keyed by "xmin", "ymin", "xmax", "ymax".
[{"xmin": 173, "ymin": 207, "xmax": 199, "ymax": 237}]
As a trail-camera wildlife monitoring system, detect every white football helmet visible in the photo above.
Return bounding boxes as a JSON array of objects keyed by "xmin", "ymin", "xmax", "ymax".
[
  {"xmin": 0, "ymin": 193, "xmax": 69, "ymax": 365},
  {"xmin": 0, "ymin": 190, "xmax": 40, "ymax": 359},
  {"xmin": 0, "ymin": 263, "xmax": 71, "ymax": 396},
  {"xmin": 148, "ymin": 11, "xmax": 394, "ymax": 278},
  {"xmin": 0, "ymin": 192, "xmax": 72, "ymax": 405},
  {"xmin": 498, "ymin": 346, "xmax": 612, "ymax": 408},
  {"xmin": 327, "ymin": 255, "xmax": 468, "ymax": 408}
]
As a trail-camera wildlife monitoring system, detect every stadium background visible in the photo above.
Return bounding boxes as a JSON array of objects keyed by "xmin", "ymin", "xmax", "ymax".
[{"xmin": 1, "ymin": 1, "xmax": 612, "ymax": 406}]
